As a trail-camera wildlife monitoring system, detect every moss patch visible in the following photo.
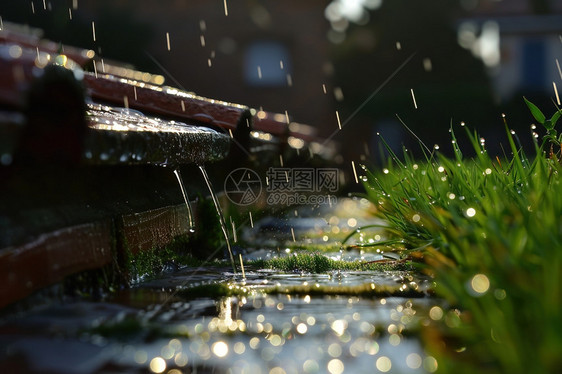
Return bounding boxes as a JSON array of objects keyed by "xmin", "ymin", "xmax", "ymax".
[{"xmin": 248, "ymin": 252, "xmax": 416, "ymax": 273}]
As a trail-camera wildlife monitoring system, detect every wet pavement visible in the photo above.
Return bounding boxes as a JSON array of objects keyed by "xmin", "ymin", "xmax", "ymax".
[{"xmin": 0, "ymin": 199, "xmax": 439, "ymax": 374}]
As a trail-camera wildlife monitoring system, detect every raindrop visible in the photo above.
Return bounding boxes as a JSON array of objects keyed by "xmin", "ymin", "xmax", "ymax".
[
  {"xmin": 223, "ymin": 0, "xmax": 228, "ymax": 16},
  {"xmin": 351, "ymin": 161, "xmax": 359, "ymax": 183},
  {"xmin": 410, "ymin": 88, "xmax": 418, "ymax": 109},
  {"xmin": 553, "ymin": 82, "xmax": 560, "ymax": 105},
  {"xmin": 92, "ymin": 21, "xmax": 96, "ymax": 42},
  {"xmin": 211, "ymin": 341, "xmax": 228, "ymax": 358},
  {"xmin": 376, "ymin": 356, "xmax": 392, "ymax": 372},
  {"xmin": 423, "ymin": 58, "xmax": 432, "ymax": 71},
  {"xmin": 470, "ymin": 273, "xmax": 490, "ymax": 294},
  {"xmin": 406, "ymin": 353, "xmax": 422, "ymax": 369},
  {"xmin": 149, "ymin": 357, "xmax": 166, "ymax": 373},
  {"xmin": 291, "ymin": 227, "xmax": 296, "ymax": 242},
  {"xmin": 334, "ymin": 87, "xmax": 344, "ymax": 101},
  {"xmin": 336, "ymin": 110, "xmax": 342, "ymax": 129}
]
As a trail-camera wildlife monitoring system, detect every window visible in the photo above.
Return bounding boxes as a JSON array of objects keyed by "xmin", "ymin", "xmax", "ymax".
[{"xmin": 245, "ymin": 41, "xmax": 291, "ymax": 86}]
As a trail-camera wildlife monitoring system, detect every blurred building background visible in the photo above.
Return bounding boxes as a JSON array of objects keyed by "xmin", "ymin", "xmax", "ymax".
[{"xmin": 1, "ymin": 0, "xmax": 561, "ymax": 162}]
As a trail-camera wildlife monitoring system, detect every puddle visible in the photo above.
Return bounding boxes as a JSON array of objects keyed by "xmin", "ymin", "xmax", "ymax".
[{"xmin": 0, "ymin": 199, "xmax": 439, "ymax": 373}]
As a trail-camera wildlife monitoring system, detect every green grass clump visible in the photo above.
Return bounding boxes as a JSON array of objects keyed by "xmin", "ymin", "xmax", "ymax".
[
  {"xmin": 249, "ymin": 252, "xmax": 414, "ymax": 273},
  {"xmin": 363, "ymin": 113, "xmax": 562, "ymax": 373}
]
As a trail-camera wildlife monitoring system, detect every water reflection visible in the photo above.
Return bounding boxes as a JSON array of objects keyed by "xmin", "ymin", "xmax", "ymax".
[{"xmin": 104, "ymin": 292, "xmax": 435, "ymax": 373}]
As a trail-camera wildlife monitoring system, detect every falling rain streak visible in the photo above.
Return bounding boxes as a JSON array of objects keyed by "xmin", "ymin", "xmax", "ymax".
[
  {"xmin": 351, "ymin": 161, "xmax": 359, "ymax": 184},
  {"xmin": 257, "ymin": 66, "xmax": 262, "ymax": 79},
  {"xmin": 410, "ymin": 88, "xmax": 418, "ymax": 109},
  {"xmin": 224, "ymin": 0, "xmax": 229, "ymax": 16},
  {"xmin": 554, "ymin": 82, "xmax": 560, "ymax": 105},
  {"xmin": 239, "ymin": 254, "xmax": 246, "ymax": 279},
  {"xmin": 166, "ymin": 32, "xmax": 171, "ymax": 51},
  {"xmin": 557, "ymin": 59, "xmax": 562, "ymax": 80},
  {"xmin": 336, "ymin": 111, "xmax": 342, "ymax": 129},
  {"xmin": 92, "ymin": 21, "xmax": 96, "ymax": 42}
]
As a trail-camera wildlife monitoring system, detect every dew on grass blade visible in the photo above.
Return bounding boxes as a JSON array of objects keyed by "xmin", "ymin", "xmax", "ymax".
[{"xmin": 470, "ymin": 273, "xmax": 490, "ymax": 295}]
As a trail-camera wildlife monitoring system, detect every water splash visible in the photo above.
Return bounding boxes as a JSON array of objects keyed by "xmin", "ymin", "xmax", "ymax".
[
  {"xmin": 173, "ymin": 169, "xmax": 195, "ymax": 233},
  {"xmin": 199, "ymin": 165, "xmax": 236, "ymax": 273}
]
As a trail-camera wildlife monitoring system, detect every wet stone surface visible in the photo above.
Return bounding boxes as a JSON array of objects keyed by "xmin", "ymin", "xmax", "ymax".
[{"xmin": 0, "ymin": 199, "xmax": 439, "ymax": 373}]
